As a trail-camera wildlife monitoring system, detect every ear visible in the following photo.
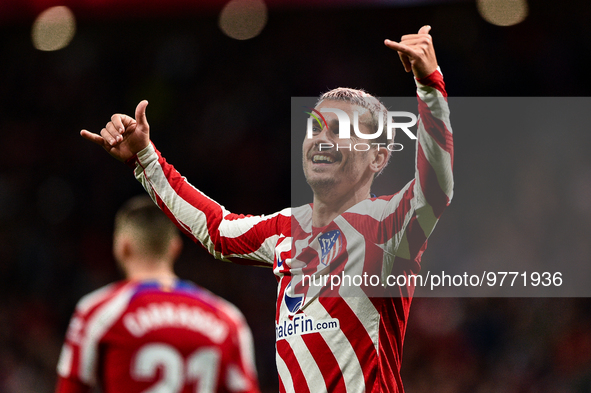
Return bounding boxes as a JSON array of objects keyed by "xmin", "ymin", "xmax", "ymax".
[
  {"xmin": 168, "ymin": 236, "xmax": 183, "ymax": 262},
  {"xmin": 113, "ymin": 234, "xmax": 134, "ymax": 264},
  {"xmin": 369, "ymin": 145, "xmax": 389, "ymax": 174}
]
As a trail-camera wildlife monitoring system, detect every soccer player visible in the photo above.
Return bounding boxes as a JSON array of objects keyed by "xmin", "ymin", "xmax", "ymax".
[
  {"xmin": 81, "ymin": 26, "xmax": 453, "ymax": 392},
  {"xmin": 55, "ymin": 196, "xmax": 260, "ymax": 393}
]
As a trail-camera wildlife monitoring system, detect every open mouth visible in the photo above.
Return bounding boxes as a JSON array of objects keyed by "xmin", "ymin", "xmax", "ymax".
[{"xmin": 312, "ymin": 154, "xmax": 336, "ymax": 164}]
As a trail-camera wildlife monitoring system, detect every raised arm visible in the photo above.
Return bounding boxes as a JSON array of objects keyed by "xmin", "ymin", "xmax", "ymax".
[
  {"xmin": 80, "ymin": 103, "xmax": 288, "ymax": 267},
  {"xmin": 131, "ymin": 143, "xmax": 289, "ymax": 267},
  {"xmin": 386, "ymin": 26, "xmax": 453, "ymax": 238}
]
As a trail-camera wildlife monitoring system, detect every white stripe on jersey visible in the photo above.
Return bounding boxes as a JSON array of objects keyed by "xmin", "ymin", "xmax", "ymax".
[
  {"xmin": 289, "ymin": 335, "xmax": 326, "ymax": 393},
  {"xmin": 416, "ymin": 77, "xmax": 451, "ymax": 132},
  {"xmin": 345, "ymin": 197, "xmax": 399, "ymax": 222},
  {"xmin": 57, "ymin": 344, "xmax": 73, "ymax": 377},
  {"xmin": 292, "ymin": 204, "xmax": 312, "ymax": 228},
  {"xmin": 293, "ymin": 233, "xmax": 313, "ymax": 265},
  {"xmin": 76, "ymin": 282, "xmax": 118, "ymax": 314},
  {"xmin": 275, "ymin": 348, "xmax": 294, "ymax": 392},
  {"xmin": 218, "ymin": 210, "xmax": 288, "ymax": 239},
  {"xmin": 79, "ymin": 285, "xmax": 135, "ymax": 384},
  {"xmin": 415, "ymin": 202, "xmax": 439, "ymax": 238},
  {"xmin": 226, "ymin": 364, "xmax": 251, "ymax": 392},
  {"xmin": 305, "ymin": 299, "xmax": 366, "ymax": 393},
  {"xmin": 334, "ymin": 215, "xmax": 378, "ymax": 287},
  {"xmin": 236, "ymin": 323, "xmax": 257, "ymax": 379},
  {"xmin": 392, "ymin": 230, "xmax": 411, "ymax": 261},
  {"xmin": 366, "ymin": 182, "xmax": 414, "ymax": 263},
  {"xmin": 339, "ymin": 296, "xmax": 380, "ymax": 352},
  {"xmin": 416, "ymin": 80, "xmax": 454, "ymax": 201},
  {"xmin": 135, "ymin": 148, "xmax": 229, "ymax": 259},
  {"xmin": 416, "ymin": 122, "xmax": 454, "ymax": 200},
  {"xmin": 275, "ymin": 236, "xmax": 291, "ymax": 261},
  {"xmin": 408, "ymin": 173, "xmax": 439, "ymax": 240},
  {"xmin": 334, "ymin": 217, "xmax": 381, "ymax": 351},
  {"xmin": 219, "ymin": 211, "xmax": 289, "ymax": 264},
  {"xmin": 218, "ymin": 301, "xmax": 258, "ymax": 378}
]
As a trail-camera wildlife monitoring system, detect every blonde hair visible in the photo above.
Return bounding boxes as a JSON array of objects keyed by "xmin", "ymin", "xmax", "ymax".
[{"xmin": 317, "ymin": 87, "xmax": 392, "ymax": 175}]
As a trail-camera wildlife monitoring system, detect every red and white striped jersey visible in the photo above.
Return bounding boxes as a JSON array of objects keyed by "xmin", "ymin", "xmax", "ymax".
[
  {"xmin": 55, "ymin": 280, "xmax": 260, "ymax": 393},
  {"xmin": 131, "ymin": 70, "xmax": 453, "ymax": 393}
]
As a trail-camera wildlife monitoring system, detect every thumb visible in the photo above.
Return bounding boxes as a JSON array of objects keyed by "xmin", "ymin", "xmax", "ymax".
[
  {"xmin": 418, "ymin": 25, "xmax": 431, "ymax": 35},
  {"xmin": 135, "ymin": 100, "xmax": 149, "ymax": 131}
]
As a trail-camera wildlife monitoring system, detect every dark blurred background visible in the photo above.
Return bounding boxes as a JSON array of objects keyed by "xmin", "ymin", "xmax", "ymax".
[{"xmin": 1, "ymin": 0, "xmax": 591, "ymax": 391}]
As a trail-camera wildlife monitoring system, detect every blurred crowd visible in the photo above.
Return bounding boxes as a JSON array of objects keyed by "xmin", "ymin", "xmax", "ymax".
[{"xmin": 1, "ymin": 1, "xmax": 591, "ymax": 392}]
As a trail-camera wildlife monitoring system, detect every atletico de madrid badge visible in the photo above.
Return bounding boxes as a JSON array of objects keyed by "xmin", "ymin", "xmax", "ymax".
[{"xmin": 318, "ymin": 230, "xmax": 342, "ymax": 266}]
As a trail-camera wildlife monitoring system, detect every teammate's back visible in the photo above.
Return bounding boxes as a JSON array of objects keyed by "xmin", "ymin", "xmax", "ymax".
[
  {"xmin": 56, "ymin": 196, "xmax": 260, "ymax": 393},
  {"xmin": 57, "ymin": 279, "xmax": 259, "ymax": 393}
]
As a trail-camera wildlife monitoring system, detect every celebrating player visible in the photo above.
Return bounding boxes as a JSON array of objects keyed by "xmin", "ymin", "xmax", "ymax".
[
  {"xmin": 81, "ymin": 26, "xmax": 453, "ymax": 392},
  {"xmin": 55, "ymin": 196, "xmax": 260, "ymax": 393}
]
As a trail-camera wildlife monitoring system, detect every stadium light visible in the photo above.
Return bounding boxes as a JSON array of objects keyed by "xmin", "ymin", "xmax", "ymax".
[
  {"xmin": 31, "ymin": 6, "xmax": 76, "ymax": 51},
  {"xmin": 477, "ymin": 0, "xmax": 528, "ymax": 26},
  {"xmin": 219, "ymin": 0, "xmax": 268, "ymax": 40}
]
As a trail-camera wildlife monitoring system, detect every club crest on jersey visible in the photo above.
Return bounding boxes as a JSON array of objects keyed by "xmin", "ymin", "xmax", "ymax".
[{"xmin": 318, "ymin": 230, "xmax": 342, "ymax": 266}]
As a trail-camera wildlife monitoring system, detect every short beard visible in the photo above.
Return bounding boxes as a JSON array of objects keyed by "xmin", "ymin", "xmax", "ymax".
[{"xmin": 305, "ymin": 175, "xmax": 335, "ymax": 192}]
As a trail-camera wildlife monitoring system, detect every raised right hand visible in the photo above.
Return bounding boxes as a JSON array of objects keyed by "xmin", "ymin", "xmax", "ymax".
[
  {"xmin": 80, "ymin": 100, "xmax": 150, "ymax": 162},
  {"xmin": 384, "ymin": 25, "xmax": 438, "ymax": 80}
]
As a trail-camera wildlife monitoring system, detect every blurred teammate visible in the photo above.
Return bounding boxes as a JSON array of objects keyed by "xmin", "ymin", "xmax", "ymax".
[
  {"xmin": 81, "ymin": 26, "xmax": 453, "ymax": 392},
  {"xmin": 55, "ymin": 196, "xmax": 260, "ymax": 393}
]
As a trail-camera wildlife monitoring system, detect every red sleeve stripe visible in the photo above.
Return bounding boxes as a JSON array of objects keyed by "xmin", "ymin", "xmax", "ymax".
[
  {"xmin": 134, "ymin": 147, "xmax": 203, "ymax": 245},
  {"xmin": 153, "ymin": 183, "xmax": 278, "ymax": 261},
  {"xmin": 416, "ymin": 144, "xmax": 452, "ymax": 218},
  {"xmin": 135, "ymin": 144, "xmax": 279, "ymax": 265},
  {"xmin": 152, "ymin": 151, "xmax": 232, "ymax": 255},
  {"xmin": 404, "ymin": 215, "xmax": 429, "ymax": 259},
  {"xmin": 417, "ymin": 98, "xmax": 453, "ymax": 154},
  {"xmin": 416, "ymin": 69, "xmax": 447, "ymax": 97},
  {"xmin": 376, "ymin": 182, "xmax": 414, "ymax": 244}
]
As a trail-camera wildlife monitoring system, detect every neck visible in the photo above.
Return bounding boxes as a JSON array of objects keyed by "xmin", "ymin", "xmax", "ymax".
[
  {"xmin": 124, "ymin": 257, "xmax": 177, "ymax": 286},
  {"xmin": 312, "ymin": 183, "xmax": 372, "ymax": 227}
]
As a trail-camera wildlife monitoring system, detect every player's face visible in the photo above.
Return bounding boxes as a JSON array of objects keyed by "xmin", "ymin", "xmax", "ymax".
[{"xmin": 302, "ymin": 100, "xmax": 377, "ymax": 197}]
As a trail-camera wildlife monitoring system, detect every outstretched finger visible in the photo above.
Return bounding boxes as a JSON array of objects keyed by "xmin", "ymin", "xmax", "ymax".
[
  {"xmin": 80, "ymin": 129, "xmax": 106, "ymax": 146},
  {"xmin": 385, "ymin": 39, "xmax": 418, "ymax": 59}
]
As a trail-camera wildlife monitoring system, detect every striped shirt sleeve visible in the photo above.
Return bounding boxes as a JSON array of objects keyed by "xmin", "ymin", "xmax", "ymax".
[
  {"xmin": 387, "ymin": 68, "xmax": 453, "ymax": 264},
  {"xmin": 132, "ymin": 144, "xmax": 289, "ymax": 267},
  {"xmin": 412, "ymin": 68, "xmax": 454, "ymax": 237}
]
